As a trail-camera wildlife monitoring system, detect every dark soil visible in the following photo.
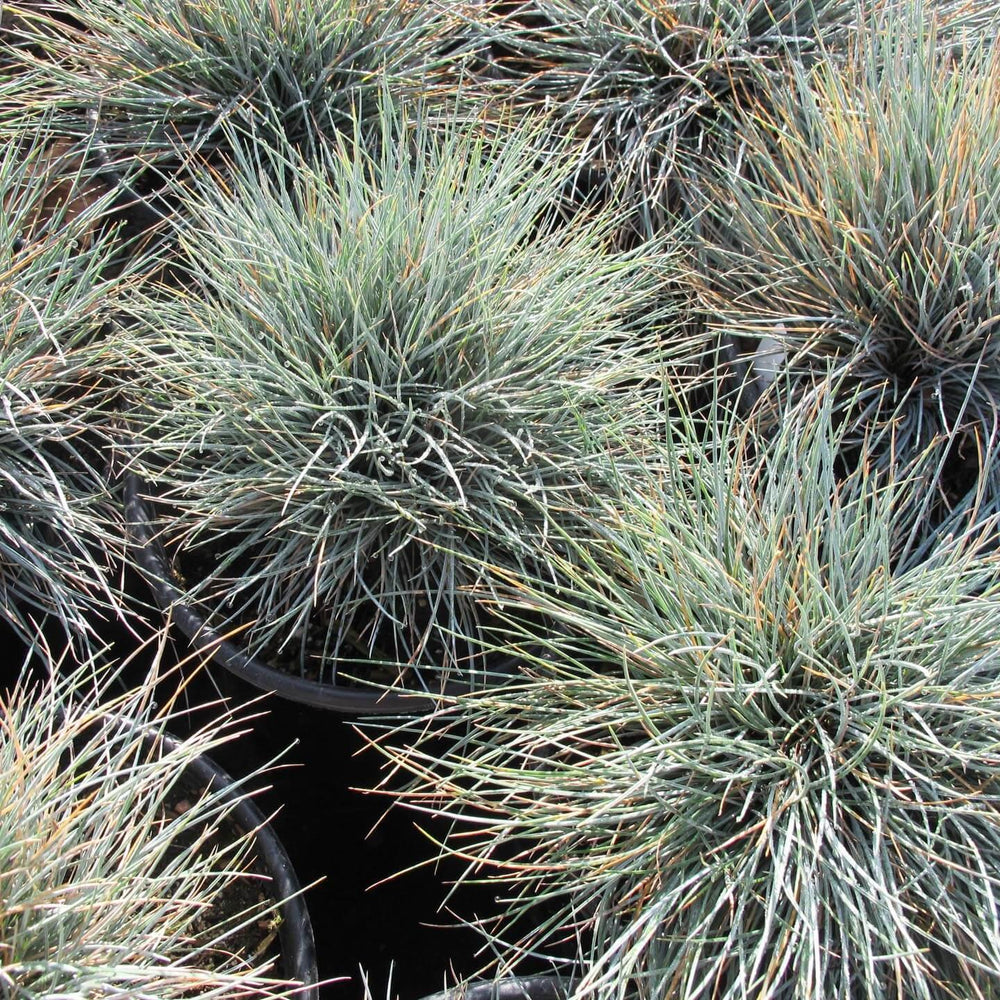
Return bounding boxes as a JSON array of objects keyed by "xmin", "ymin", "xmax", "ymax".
[{"xmin": 160, "ymin": 764, "xmax": 282, "ymax": 977}]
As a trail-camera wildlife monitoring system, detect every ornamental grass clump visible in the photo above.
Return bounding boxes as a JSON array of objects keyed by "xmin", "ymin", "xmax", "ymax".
[
  {"xmin": 0, "ymin": 106, "xmax": 134, "ymax": 655},
  {"xmin": 366, "ymin": 400, "xmax": 1000, "ymax": 1000},
  {"xmin": 694, "ymin": 5, "xmax": 1000, "ymax": 533},
  {"xmin": 448, "ymin": 0, "xmax": 859, "ymax": 236},
  {"xmin": 0, "ymin": 649, "xmax": 308, "ymax": 998},
  {"xmin": 117, "ymin": 106, "xmax": 690, "ymax": 695},
  {"xmin": 4, "ymin": 0, "xmax": 463, "ymax": 168}
]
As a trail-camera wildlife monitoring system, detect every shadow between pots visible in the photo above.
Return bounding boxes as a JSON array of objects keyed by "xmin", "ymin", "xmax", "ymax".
[{"xmin": 181, "ymin": 675, "xmax": 516, "ymax": 1000}]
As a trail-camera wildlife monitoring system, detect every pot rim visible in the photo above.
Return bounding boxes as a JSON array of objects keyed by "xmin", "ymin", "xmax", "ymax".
[{"xmin": 152, "ymin": 729, "xmax": 320, "ymax": 997}]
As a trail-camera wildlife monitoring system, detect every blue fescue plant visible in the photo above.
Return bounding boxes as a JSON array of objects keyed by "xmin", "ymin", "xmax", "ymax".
[
  {"xmin": 4, "ymin": 0, "xmax": 468, "ymax": 168},
  {"xmin": 0, "ymin": 93, "xmax": 136, "ymax": 656},
  {"xmin": 116, "ymin": 101, "xmax": 693, "ymax": 696},
  {"xmin": 0, "ymin": 643, "xmax": 311, "ymax": 998},
  {"xmin": 443, "ymin": 0, "xmax": 860, "ymax": 237},
  {"xmin": 364, "ymin": 395, "xmax": 1000, "ymax": 1000},
  {"xmin": 693, "ymin": 2, "xmax": 1000, "ymax": 537}
]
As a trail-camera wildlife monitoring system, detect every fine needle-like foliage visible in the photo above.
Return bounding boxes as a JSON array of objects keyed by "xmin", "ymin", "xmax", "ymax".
[
  {"xmin": 444, "ymin": 0, "xmax": 860, "ymax": 237},
  {"xmin": 116, "ymin": 102, "xmax": 691, "ymax": 694},
  {"xmin": 365, "ymin": 397, "xmax": 1000, "ymax": 1000},
  {"xmin": 0, "ymin": 98, "xmax": 134, "ymax": 656},
  {"xmin": 0, "ymin": 644, "xmax": 308, "ymax": 998},
  {"xmin": 3, "ymin": 0, "xmax": 469, "ymax": 168},
  {"xmin": 694, "ymin": 2, "xmax": 1000, "ymax": 535}
]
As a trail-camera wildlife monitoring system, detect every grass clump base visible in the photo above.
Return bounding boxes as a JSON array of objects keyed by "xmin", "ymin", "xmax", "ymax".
[{"xmin": 694, "ymin": 2, "xmax": 1000, "ymax": 534}]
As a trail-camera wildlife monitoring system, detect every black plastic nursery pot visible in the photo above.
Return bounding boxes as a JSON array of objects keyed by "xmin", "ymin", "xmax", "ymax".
[
  {"xmin": 123, "ymin": 473, "xmax": 507, "ymax": 715},
  {"xmin": 155, "ymin": 729, "xmax": 320, "ymax": 997}
]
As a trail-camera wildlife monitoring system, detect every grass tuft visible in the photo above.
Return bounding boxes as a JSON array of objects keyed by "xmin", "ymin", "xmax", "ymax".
[
  {"xmin": 364, "ymin": 397, "xmax": 1000, "ymax": 1000},
  {"xmin": 4, "ymin": 0, "xmax": 467, "ymax": 167},
  {"xmin": 0, "ymin": 94, "xmax": 138, "ymax": 656},
  {"xmin": 694, "ymin": 3, "xmax": 1000, "ymax": 534},
  {"xmin": 443, "ymin": 0, "xmax": 861, "ymax": 237},
  {"xmin": 116, "ymin": 101, "xmax": 694, "ymax": 693},
  {"xmin": 0, "ymin": 643, "xmax": 310, "ymax": 997}
]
